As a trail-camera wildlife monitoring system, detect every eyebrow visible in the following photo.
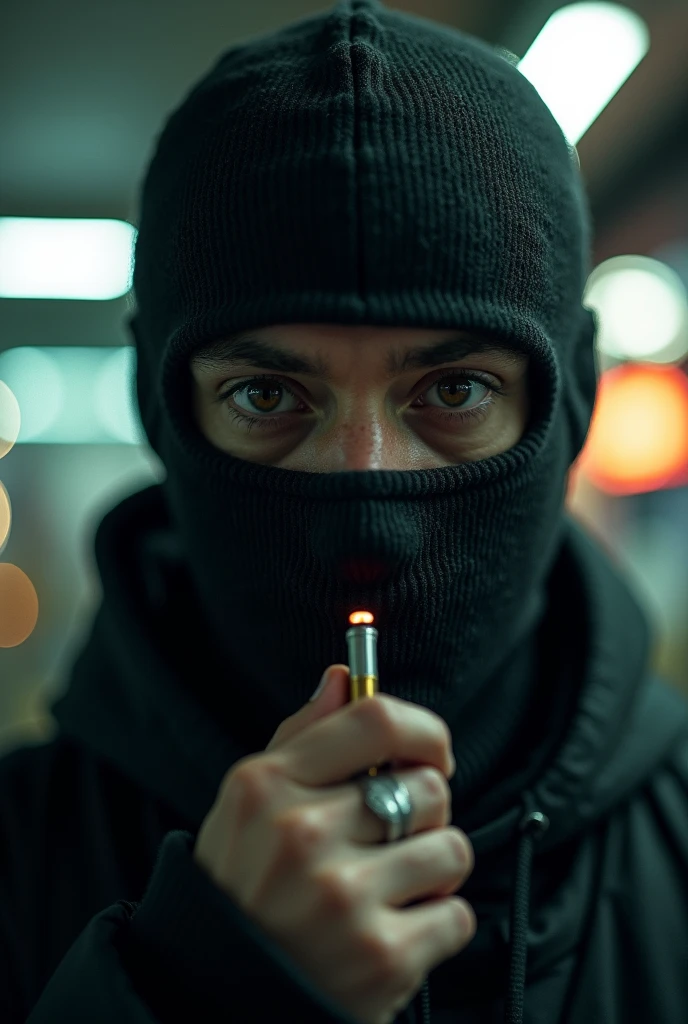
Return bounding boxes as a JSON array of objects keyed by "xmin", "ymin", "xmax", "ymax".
[{"xmin": 191, "ymin": 331, "xmax": 526, "ymax": 382}]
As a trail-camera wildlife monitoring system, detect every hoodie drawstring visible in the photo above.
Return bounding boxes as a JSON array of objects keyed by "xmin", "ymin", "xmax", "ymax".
[
  {"xmin": 413, "ymin": 793, "xmax": 550, "ymax": 1024},
  {"xmin": 504, "ymin": 797, "xmax": 550, "ymax": 1023}
]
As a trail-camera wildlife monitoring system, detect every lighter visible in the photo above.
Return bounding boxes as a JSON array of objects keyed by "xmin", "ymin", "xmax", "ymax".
[{"xmin": 346, "ymin": 610, "xmax": 382, "ymax": 778}]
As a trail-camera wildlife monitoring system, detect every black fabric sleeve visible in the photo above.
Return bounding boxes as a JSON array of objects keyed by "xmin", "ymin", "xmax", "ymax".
[
  {"xmin": 20, "ymin": 831, "xmax": 364, "ymax": 1023},
  {"xmin": 121, "ymin": 830, "xmax": 364, "ymax": 1023}
]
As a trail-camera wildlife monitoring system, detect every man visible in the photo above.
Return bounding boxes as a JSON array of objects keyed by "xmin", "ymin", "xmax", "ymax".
[{"xmin": 2, "ymin": 2, "xmax": 688, "ymax": 1022}]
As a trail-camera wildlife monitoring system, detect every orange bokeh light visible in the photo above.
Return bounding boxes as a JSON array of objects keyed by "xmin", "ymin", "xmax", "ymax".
[
  {"xmin": 349, "ymin": 610, "xmax": 374, "ymax": 625},
  {"xmin": 0, "ymin": 563, "xmax": 39, "ymax": 648},
  {"xmin": 576, "ymin": 363, "xmax": 688, "ymax": 496}
]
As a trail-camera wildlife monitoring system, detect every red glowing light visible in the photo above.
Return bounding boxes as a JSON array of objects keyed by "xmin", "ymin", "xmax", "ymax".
[{"xmin": 349, "ymin": 610, "xmax": 374, "ymax": 625}]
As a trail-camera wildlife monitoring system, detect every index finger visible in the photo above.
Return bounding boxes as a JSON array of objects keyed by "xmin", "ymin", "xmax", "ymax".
[{"xmin": 271, "ymin": 693, "xmax": 455, "ymax": 788}]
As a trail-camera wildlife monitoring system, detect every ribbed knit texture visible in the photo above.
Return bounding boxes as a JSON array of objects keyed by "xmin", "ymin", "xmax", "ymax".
[{"xmin": 126, "ymin": 0, "xmax": 598, "ymax": 829}]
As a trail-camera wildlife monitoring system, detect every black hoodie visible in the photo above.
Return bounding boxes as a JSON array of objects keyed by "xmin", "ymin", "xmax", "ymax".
[{"xmin": 1, "ymin": 482, "xmax": 687, "ymax": 1024}]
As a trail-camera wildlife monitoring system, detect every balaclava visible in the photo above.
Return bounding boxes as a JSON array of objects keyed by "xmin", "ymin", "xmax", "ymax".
[{"xmin": 126, "ymin": 0, "xmax": 598, "ymax": 801}]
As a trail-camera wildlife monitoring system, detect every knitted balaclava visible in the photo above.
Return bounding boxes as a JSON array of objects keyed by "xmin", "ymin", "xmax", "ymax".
[{"xmin": 126, "ymin": 0, "xmax": 598, "ymax": 769}]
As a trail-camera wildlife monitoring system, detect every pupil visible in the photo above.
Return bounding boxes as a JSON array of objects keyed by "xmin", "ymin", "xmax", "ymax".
[
  {"xmin": 249, "ymin": 384, "xmax": 281, "ymax": 412},
  {"xmin": 440, "ymin": 379, "xmax": 469, "ymax": 407}
]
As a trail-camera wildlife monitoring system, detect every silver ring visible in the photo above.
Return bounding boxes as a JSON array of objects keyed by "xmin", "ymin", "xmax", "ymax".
[{"xmin": 358, "ymin": 772, "xmax": 413, "ymax": 843}]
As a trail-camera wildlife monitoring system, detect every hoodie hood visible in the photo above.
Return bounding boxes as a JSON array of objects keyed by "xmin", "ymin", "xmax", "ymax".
[{"xmin": 49, "ymin": 482, "xmax": 688, "ymax": 1023}]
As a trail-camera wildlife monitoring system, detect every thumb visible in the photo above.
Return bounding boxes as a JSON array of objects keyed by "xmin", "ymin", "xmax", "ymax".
[{"xmin": 265, "ymin": 664, "xmax": 350, "ymax": 752}]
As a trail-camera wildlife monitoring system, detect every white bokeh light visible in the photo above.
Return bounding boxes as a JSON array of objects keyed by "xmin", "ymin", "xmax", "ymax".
[
  {"xmin": 0, "ymin": 347, "xmax": 145, "ymax": 443},
  {"xmin": 584, "ymin": 256, "xmax": 688, "ymax": 364},
  {"xmin": 0, "ymin": 348, "xmax": 64, "ymax": 441},
  {"xmin": 0, "ymin": 379, "xmax": 22, "ymax": 456},
  {"xmin": 94, "ymin": 346, "xmax": 145, "ymax": 444}
]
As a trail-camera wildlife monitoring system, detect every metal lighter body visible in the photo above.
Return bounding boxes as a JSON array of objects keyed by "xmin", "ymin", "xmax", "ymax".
[{"xmin": 346, "ymin": 624, "xmax": 380, "ymax": 777}]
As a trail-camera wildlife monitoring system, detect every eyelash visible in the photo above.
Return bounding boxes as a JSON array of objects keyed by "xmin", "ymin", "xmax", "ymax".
[{"xmin": 216, "ymin": 369, "xmax": 508, "ymax": 434}]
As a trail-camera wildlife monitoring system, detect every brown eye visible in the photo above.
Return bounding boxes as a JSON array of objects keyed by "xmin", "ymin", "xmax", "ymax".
[
  {"xmin": 227, "ymin": 378, "xmax": 302, "ymax": 417},
  {"xmin": 430, "ymin": 376, "xmax": 486, "ymax": 410},
  {"xmin": 243, "ymin": 382, "xmax": 283, "ymax": 413},
  {"xmin": 411, "ymin": 370, "xmax": 506, "ymax": 417}
]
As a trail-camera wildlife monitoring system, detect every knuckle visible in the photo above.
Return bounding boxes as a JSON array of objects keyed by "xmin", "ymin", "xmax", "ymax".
[
  {"xmin": 420, "ymin": 708, "xmax": 455, "ymax": 766},
  {"xmin": 315, "ymin": 863, "xmax": 360, "ymax": 914},
  {"xmin": 362, "ymin": 697, "xmax": 452, "ymax": 771},
  {"xmin": 360, "ymin": 928, "xmax": 405, "ymax": 983},
  {"xmin": 234, "ymin": 755, "xmax": 279, "ymax": 792},
  {"xmin": 224, "ymin": 759, "xmax": 273, "ymax": 814},
  {"xmin": 223, "ymin": 758, "xmax": 254, "ymax": 794},
  {"xmin": 275, "ymin": 807, "xmax": 328, "ymax": 861},
  {"xmin": 418, "ymin": 766, "xmax": 451, "ymax": 808},
  {"xmin": 357, "ymin": 695, "xmax": 402, "ymax": 755},
  {"xmin": 360, "ymin": 693, "xmax": 398, "ymax": 731},
  {"xmin": 418, "ymin": 717, "xmax": 454, "ymax": 775}
]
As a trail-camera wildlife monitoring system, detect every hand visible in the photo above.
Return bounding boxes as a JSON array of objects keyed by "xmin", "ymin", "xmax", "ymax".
[{"xmin": 193, "ymin": 665, "xmax": 476, "ymax": 1024}]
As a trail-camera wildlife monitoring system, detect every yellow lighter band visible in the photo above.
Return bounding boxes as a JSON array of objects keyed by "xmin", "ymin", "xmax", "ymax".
[
  {"xmin": 349, "ymin": 674, "xmax": 378, "ymax": 700},
  {"xmin": 349, "ymin": 674, "xmax": 380, "ymax": 776}
]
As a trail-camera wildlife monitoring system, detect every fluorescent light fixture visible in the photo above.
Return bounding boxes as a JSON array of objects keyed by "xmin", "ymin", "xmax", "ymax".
[
  {"xmin": 517, "ymin": 2, "xmax": 650, "ymax": 146},
  {"xmin": 0, "ymin": 218, "xmax": 137, "ymax": 300},
  {"xmin": 0, "ymin": 347, "xmax": 146, "ymax": 444}
]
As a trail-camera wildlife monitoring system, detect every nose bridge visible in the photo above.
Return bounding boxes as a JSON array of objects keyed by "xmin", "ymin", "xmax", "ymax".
[
  {"xmin": 335, "ymin": 411, "xmax": 385, "ymax": 470},
  {"xmin": 312, "ymin": 389, "xmax": 413, "ymax": 470}
]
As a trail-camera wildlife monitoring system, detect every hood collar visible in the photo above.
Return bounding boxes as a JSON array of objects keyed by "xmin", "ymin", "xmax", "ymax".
[{"xmin": 50, "ymin": 483, "xmax": 677, "ymax": 845}]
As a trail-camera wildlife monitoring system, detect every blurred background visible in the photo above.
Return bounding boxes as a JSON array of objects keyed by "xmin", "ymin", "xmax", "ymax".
[{"xmin": 1, "ymin": 0, "xmax": 688, "ymax": 755}]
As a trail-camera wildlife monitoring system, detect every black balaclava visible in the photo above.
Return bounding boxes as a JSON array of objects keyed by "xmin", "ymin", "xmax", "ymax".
[{"xmin": 126, "ymin": 0, "xmax": 598, "ymax": 801}]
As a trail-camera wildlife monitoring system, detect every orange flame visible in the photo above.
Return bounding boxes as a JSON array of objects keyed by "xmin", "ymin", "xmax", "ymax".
[{"xmin": 349, "ymin": 610, "xmax": 374, "ymax": 625}]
